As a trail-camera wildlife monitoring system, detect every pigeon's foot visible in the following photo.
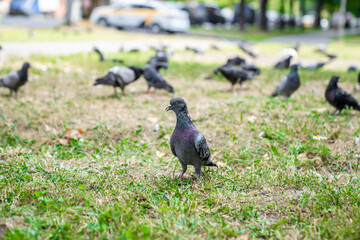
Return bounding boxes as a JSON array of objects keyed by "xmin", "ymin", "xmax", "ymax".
[{"xmin": 331, "ymin": 109, "xmax": 339, "ymax": 115}]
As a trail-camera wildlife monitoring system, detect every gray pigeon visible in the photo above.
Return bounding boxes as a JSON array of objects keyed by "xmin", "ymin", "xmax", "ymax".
[
  {"xmin": 274, "ymin": 56, "xmax": 293, "ymax": 69},
  {"xmin": 94, "ymin": 66, "xmax": 144, "ymax": 95},
  {"xmin": 0, "ymin": 62, "xmax": 31, "ymax": 96},
  {"xmin": 144, "ymin": 62, "xmax": 174, "ymax": 93},
  {"xmin": 303, "ymin": 62, "xmax": 327, "ymax": 71},
  {"xmin": 166, "ymin": 97, "xmax": 217, "ymax": 178},
  {"xmin": 272, "ymin": 64, "xmax": 300, "ymax": 98}
]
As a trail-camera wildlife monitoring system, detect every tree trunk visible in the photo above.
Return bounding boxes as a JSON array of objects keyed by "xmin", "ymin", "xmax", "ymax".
[
  {"xmin": 289, "ymin": 0, "xmax": 295, "ymax": 27},
  {"xmin": 300, "ymin": 0, "xmax": 306, "ymax": 28},
  {"xmin": 279, "ymin": 0, "xmax": 285, "ymax": 30},
  {"xmin": 239, "ymin": 0, "xmax": 246, "ymax": 31},
  {"xmin": 259, "ymin": 0, "xmax": 268, "ymax": 31},
  {"xmin": 315, "ymin": 0, "xmax": 323, "ymax": 28}
]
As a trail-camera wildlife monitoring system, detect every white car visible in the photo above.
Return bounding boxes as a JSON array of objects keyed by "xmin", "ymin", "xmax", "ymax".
[{"xmin": 89, "ymin": 0, "xmax": 190, "ymax": 33}]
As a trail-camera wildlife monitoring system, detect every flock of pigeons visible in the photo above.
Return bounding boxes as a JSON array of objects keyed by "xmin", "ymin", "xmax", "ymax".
[{"xmin": 0, "ymin": 42, "xmax": 360, "ymax": 178}]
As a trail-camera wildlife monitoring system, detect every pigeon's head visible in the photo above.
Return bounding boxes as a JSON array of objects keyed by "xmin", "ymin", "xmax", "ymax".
[
  {"xmin": 290, "ymin": 64, "xmax": 300, "ymax": 71},
  {"xmin": 329, "ymin": 75, "xmax": 340, "ymax": 87},
  {"xmin": 166, "ymin": 97, "xmax": 188, "ymax": 113},
  {"xmin": 22, "ymin": 62, "xmax": 31, "ymax": 69}
]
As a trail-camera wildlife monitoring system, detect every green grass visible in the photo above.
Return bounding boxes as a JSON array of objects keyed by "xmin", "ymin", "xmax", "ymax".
[
  {"xmin": 190, "ymin": 26, "xmax": 317, "ymax": 41},
  {"xmin": 0, "ymin": 45, "xmax": 360, "ymax": 239}
]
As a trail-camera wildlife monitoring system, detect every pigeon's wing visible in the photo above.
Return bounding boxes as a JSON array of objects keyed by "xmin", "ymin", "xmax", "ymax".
[
  {"xmin": 273, "ymin": 76, "xmax": 288, "ymax": 95},
  {"xmin": 1, "ymin": 71, "xmax": 19, "ymax": 88},
  {"xmin": 336, "ymin": 88, "xmax": 360, "ymax": 109},
  {"xmin": 194, "ymin": 132, "xmax": 211, "ymax": 162},
  {"xmin": 170, "ymin": 140, "xmax": 177, "ymax": 157},
  {"xmin": 116, "ymin": 67, "xmax": 135, "ymax": 84}
]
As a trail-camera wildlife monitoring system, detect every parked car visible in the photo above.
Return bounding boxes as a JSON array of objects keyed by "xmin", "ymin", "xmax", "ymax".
[
  {"xmin": 184, "ymin": 3, "xmax": 225, "ymax": 25},
  {"xmin": 9, "ymin": 0, "xmax": 37, "ymax": 15},
  {"xmin": 89, "ymin": 1, "xmax": 190, "ymax": 33}
]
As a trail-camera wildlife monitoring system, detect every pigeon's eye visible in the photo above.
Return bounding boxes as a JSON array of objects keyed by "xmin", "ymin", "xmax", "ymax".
[{"xmin": 175, "ymin": 101, "xmax": 179, "ymax": 105}]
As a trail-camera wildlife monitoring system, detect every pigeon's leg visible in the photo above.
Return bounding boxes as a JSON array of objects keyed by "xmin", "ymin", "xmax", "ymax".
[
  {"xmin": 113, "ymin": 87, "xmax": 118, "ymax": 96},
  {"xmin": 14, "ymin": 89, "xmax": 18, "ymax": 98},
  {"xmin": 331, "ymin": 109, "xmax": 338, "ymax": 115},
  {"xmin": 120, "ymin": 87, "xmax": 125, "ymax": 96},
  {"xmin": 179, "ymin": 162, "xmax": 187, "ymax": 178},
  {"xmin": 9, "ymin": 90, "xmax": 13, "ymax": 97},
  {"xmin": 229, "ymin": 84, "xmax": 235, "ymax": 92},
  {"xmin": 194, "ymin": 165, "xmax": 202, "ymax": 179},
  {"xmin": 147, "ymin": 85, "xmax": 151, "ymax": 93}
]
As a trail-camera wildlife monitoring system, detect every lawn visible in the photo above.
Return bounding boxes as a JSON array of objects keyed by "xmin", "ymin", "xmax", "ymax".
[
  {"xmin": 190, "ymin": 26, "xmax": 317, "ymax": 41},
  {"xmin": 0, "ymin": 44, "xmax": 360, "ymax": 239}
]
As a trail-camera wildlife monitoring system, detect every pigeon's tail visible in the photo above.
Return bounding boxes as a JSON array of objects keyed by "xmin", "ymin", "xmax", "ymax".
[
  {"xmin": 0, "ymin": 79, "xmax": 4, "ymax": 87},
  {"xmin": 165, "ymin": 83, "xmax": 175, "ymax": 93},
  {"xmin": 206, "ymin": 159, "xmax": 217, "ymax": 167}
]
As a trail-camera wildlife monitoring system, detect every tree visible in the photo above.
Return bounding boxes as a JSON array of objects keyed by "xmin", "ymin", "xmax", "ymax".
[
  {"xmin": 259, "ymin": 0, "xmax": 268, "ymax": 31},
  {"xmin": 300, "ymin": 0, "xmax": 306, "ymax": 28},
  {"xmin": 289, "ymin": 0, "xmax": 295, "ymax": 27},
  {"xmin": 239, "ymin": 0, "xmax": 246, "ymax": 31},
  {"xmin": 314, "ymin": 0, "xmax": 324, "ymax": 28},
  {"xmin": 279, "ymin": 0, "xmax": 285, "ymax": 30}
]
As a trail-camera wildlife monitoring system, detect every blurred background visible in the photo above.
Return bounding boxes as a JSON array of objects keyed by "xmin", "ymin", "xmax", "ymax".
[{"xmin": 0, "ymin": 0, "xmax": 359, "ymax": 36}]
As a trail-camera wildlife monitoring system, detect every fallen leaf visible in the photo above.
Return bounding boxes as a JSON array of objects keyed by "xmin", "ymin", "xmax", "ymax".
[{"xmin": 59, "ymin": 128, "xmax": 86, "ymax": 145}]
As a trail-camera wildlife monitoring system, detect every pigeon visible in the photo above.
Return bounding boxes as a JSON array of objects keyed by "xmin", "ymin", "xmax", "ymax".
[
  {"xmin": 166, "ymin": 97, "xmax": 217, "ymax": 178},
  {"xmin": 93, "ymin": 66, "xmax": 144, "ymax": 96},
  {"xmin": 214, "ymin": 65, "xmax": 254, "ymax": 90},
  {"xmin": 303, "ymin": 62, "xmax": 327, "ymax": 70},
  {"xmin": 148, "ymin": 56, "xmax": 168, "ymax": 71},
  {"xmin": 242, "ymin": 64, "xmax": 261, "ymax": 75},
  {"xmin": 358, "ymin": 72, "xmax": 360, "ymax": 85},
  {"xmin": 323, "ymin": 52, "xmax": 337, "ymax": 60},
  {"xmin": 348, "ymin": 65, "xmax": 358, "ymax": 72},
  {"xmin": 226, "ymin": 56, "xmax": 246, "ymax": 66},
  {"xmin": 274, "ymin": 56, "xmax": 293, "ymax": 69},
  {"xmin": 144, "ymin": 62, "xmax": 174, "ymax": 93},
  {"xmin": 271, "ymin": 64, "xmax": 300, "ymax": 98},
  {"xmin": 93, "ymin": 47, "xmax": 123, "ymax": 64},
  {"xmin": 238, "ymin": 42, "xmax": 257, "ymax": 58},
  {"xmin": 325, "ymin": 75, "xmax": 360, "ymax": 115},
  {"xmin": 186, "ymin": 46, "xmax": 203, "ymax": 54},
  {"xmin": 0, "ymin": 62, "xmax": 31, "ymax": 97}
]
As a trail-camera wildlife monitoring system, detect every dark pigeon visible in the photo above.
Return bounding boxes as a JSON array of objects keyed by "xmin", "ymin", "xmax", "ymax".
[
  {"xmin": 274, "ymin": 56, "xmax": 293, "ymax": 69},
  {"xmin": 271, "ymin": 64, "xmax": 300, "ymax": 98},
  {"xmin": 325, "ymin": 75, "xmax": 360, "ymax": 115},
  {"xmin": 148, "ymin": 56, "xmax": 168, "ymax": 71},
  {"xmin": 215, "ymin": 65, "xmax": 254, "ymax": 90},
  {"xmin": 166, "ymin": 97, "xmax": 217, "ymax": 178},
  {"xmin": 303, "ymin": 62, "xmax": 327, "ymax": 71},
  {"xmin": 238, "ymin": 42, "xmax": 257, "ymax": 58},
  {"xmin": 144, "ymin": 62, "xmax": 174, "ymax": 93},
  {"xmin": 0, "ymin": 62, "xmax": 30, "ymax": 97},
  {"xmin": 242, "ymin": 64, "xmax": 261, "ymax": 75},
  {"xmin": 226, "ymin": 56, "xmax": 246, "ymax": 66},
  {"xmin": 186, "ymin": 46, "xmax": 203, "ymax": 54},
  {"xmin": 323, "ymin": 52, "xmax": 337, "ymax": 60},
  {"xmin": 348, "ymin": 65, "xmax": 358, "ymax": 72},
  {"xmin": 93, "ymin": 46, "xmax": 123, "ymax": 64},
  {"xmin": 94, "ymin": 66, "xmax": 144, "ymax": 96}
]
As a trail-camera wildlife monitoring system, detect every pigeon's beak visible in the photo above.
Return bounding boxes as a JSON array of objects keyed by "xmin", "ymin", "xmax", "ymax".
[{"xmin": 165, "ymin": 105, "xmax": 172, "ymax": 112}]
